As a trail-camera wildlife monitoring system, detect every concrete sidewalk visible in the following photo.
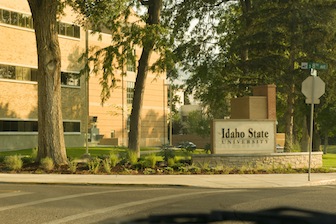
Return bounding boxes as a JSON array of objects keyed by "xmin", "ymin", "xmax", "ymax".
[{"xmin": 0, "ymin": 173, "xmax": 336, "ymax": 189}]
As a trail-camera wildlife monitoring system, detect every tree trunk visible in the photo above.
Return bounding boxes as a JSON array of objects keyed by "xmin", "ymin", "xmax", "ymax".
[
  {"xmin": 284, "ymin": 84, "xmax": 295, "ymax": 152},
  {"xmin": 301, "ymin": 115, "xmax": 309, "ymax": 152},
  {"xmin": 128, "ymin": 0, "xmax": 162, "ymax": 157},
  {"xmin": 28, "ymin": 0, "xmax": 68, "ymax": 165},
  {"xmin": 313, "ymin": 126, "xmax": 321, "ymax": 152},
  {"xmin": 323, "ymin": 131, "xmax": 328, "ymax": 154}
]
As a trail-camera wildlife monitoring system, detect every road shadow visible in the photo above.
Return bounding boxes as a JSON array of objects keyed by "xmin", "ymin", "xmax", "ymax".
[{"xmin": 112, "ymin": 206, "xmax": 336, "ymax": 224}]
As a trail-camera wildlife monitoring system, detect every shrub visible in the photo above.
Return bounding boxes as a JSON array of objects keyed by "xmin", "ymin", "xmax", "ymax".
[
  {"xmin": 187, "ymin": 165, "xmax": 201, "ymax": 174},
  {"xmin": 145, "ymin": 154, "xmax": 157, "ymax": 168},
  {"xmin": 40, "ymin": 157, "xmax": 54, "ymax": 171},
  {"xmin": 88, "ymin": 158, "xmax": 101, "ymax": 174},
  {"xmin": 178, "ymin": 166, "xmax": 189, "ymax": 174},
  {"xmin": 198, "ymin": 161, "xmax": 210, "ymax": 170},
  {"xmin": 31, "ymin": 147, "xmax": 38, "ymax": 161},
  {"xmin": 4, "ymin": 155, "xmax": 23, "ymax": 171},
  {"xmin": 127, "ymin": 151, "xmax": 138, "ymax": 166},
  {"xmin": 167, "ymin": 158, "xmax": 175, "ymax": 167},
  {"xmin": 164, "ymin": 167, "xmax": 174, "ymax": 174},
  {"xmin": 160, "ymin": 144, "xmax": 175, "ymax": 162},
  {"xmin": 143, "ymin": 168, "xmax": 156, "ymax": 175},
  {"xmin": 68, "ymin": 160, "xmax": 77, "ymax": 173},
  {"xmin": 291, "ymin": 141, "xmax": 302, "ymax": 152},
  {"xmin": 102, "ymin": 158, "xmax": 111, "ymax": 174},
  {"xmin": 204, "ymin": 143, "xmax": 211, "ymax": 154},
  {"xmin": 109, "ymin": 153, "xmax": 120, "ymax": 167}
]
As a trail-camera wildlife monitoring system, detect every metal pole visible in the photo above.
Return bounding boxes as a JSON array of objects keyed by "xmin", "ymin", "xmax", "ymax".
[
  {"xmin": 163, "ymin": 82, "xmax": 166, "ymax": 145},
  {"xmin": 169, "ymin": 84, "xmax": 173, "ymax": 146},
  {"xmin": 122, "ymin": 73, "xmax": 125, "ymax": 146},
  {"xmin": 308, "ymin": 70, "xmax": 316, "ymax": 181},
  {"xmin": 85, "ymin": 29, "xmax": 90, "ymax": 156}
]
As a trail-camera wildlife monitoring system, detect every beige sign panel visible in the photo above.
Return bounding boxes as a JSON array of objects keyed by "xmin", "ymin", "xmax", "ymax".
[{"xmin": 212, "ymin": 120, "xmax": 276, "ymax": 154}]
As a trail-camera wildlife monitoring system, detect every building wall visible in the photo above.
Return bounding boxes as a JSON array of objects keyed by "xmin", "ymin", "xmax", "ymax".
[
  {"xmin": 230, "ymin": 96, "xmax": 268, "ymax": 119},
  {"xmin": 0, "ymin": 0, "xmax": 167, "ymax": 150},
  {"xmin": 87, "ymin": 31, "xmax": 167, "ymax": 147}
]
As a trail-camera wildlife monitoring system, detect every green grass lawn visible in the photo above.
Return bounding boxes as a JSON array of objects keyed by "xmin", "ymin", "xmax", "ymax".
[
  {"xmin": 323, "ymin": 154, "xmax": 336, "ymax": 168},
  {"xmin": 322, "ymin": 145, "xmax": 336, "ymax": 168}
]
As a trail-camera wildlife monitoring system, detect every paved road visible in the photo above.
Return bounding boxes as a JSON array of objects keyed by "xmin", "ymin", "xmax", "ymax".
[{"xmin": 1, "ymin": 183, "xmax": 336, "ymax": 224}]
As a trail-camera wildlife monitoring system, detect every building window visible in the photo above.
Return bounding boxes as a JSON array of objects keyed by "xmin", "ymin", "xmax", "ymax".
[
  {"xmin": 0, "ymin": 120, "xmax": 80, "ymax": 133},
  {"xmin": 0, "ymin": 8, "xmax": 80, "ymax": 39},
  {"xmin": 127, "ymin": 50, "xmax": 136, "ymax": 72},
  {"xmin": 61, "ymin": 72, "xmax": 80, "ymax": 86},
  {"xmin": 1, "ymin": 9, "xmax": 11, "ymax": 24},
  {"xmin": 57, "ymin": 22, "xmax": 81, "ymax": 38},
  {"xmin": 18, "ymin": 14, "xmax": 33, "ymax": 28},
  {"xmin": 0, "ymin": 64, "xmax": 37, "ymax": 82},
  {"xmin": 0, "ymin": 64, "xmax": 15, "ymax": 79},
  {"xmin": 63, "ymin": 121, "xmax": 81, "ymax": 132},
  {"xmin": 127, "ymin": 81, "xmax": 135, "ymax": 105},
  {"xmin": 0, "ymin": 64, "xmax": 80, "ymax": 85},
  {"xmin": 0, "ymin": 120, "xmax": 38, "ymax": 132}
]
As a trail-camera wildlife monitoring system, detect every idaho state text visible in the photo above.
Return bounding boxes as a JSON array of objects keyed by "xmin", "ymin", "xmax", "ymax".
[{"xmin": 222, "ymin": 128, "xmax": 269, "ymax": 139}]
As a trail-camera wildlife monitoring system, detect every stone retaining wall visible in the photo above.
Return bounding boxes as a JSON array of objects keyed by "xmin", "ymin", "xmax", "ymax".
[{"xmin": 192, "ymin": 152, "xmax": 323, "ymax": 169}]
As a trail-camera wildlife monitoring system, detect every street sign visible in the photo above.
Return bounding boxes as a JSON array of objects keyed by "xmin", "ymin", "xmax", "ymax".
[
  {"xmin": 301, "ymin": 62, "xmax": 328, "ymax": 70},
  {"xmin": 301, "ymin": 76, "xmax": 325, "ymax": 104},
  {"xmin": 301, "ymin": 74, "xmax": 326, "ymax": 181}
]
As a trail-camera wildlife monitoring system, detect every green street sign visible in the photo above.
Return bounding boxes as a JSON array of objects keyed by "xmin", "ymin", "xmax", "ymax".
[{"xmin": 301, "ymin": 62, "xmax": 328, "ymax": 70}]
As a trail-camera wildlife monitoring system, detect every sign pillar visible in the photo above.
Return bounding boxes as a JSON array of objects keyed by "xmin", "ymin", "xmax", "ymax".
[
  {"xmin": 308, "ymin": 70, "xmax": 316, "ymax": 181},
  {"xmin": 301, "ymin": 63, "xmax": 326, "ymax": 181}
]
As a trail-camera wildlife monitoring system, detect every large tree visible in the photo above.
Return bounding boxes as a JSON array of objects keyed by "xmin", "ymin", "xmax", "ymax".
[
  {"xmin": 71, "ymin": 0, "xmax": 170, "ymax": 157},
  {"xmin": 168, "ymin": 0, "xmax": 336, "ymax": 151},
  {"xmin": 28, "ymin": 0, "xmax": 68, "ymax": 165},
  {"xmin": 128, "ymin": 0, "xmax": 163, "ymax": 156}
]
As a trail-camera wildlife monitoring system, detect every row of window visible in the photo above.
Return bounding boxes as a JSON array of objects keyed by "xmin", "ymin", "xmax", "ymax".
[
  {"xmin": 0, "ymin": 64, "xmax": 80, "ymax": 86},
  {"xmin": 127, "ymin": 81, "xmax": 135, "ymax": 105},
  {"xmin": 0, "ymin": 64, "xmax": 37, "ymax": 81},
  {"xmin": 0, "ymin": 8, "xmax": 80, "ymax": 38},
  {"xmin": 0, "ymin": 120, "xmax": 81, "ymax": 133}
]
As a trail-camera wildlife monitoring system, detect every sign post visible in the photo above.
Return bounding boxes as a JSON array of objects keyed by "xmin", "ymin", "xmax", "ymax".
[{"xmin": 301, "ymin": 63, "xmax": 326, "ymax": 181}]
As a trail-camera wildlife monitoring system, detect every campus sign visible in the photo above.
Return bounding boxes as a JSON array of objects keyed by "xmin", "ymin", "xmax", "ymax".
[{"xmin": 212, "ymin": 120, "xmax": 276, "ymax": 154}]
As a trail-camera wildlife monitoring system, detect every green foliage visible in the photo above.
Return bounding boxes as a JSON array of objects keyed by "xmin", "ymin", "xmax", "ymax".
[
  {"xmin": 127, "ymin": 151, "xmax": 138, "ymax": 165},
  {"xmin": 172, "ymin": 113, "xmax": 184, "ymax": 135},
  {"xmin": 31, "ymin": 148, "xmax": 38, "ymax": 162},
  {"xmin": 143, "ymin": 168, "xmax": 156, "ymax": 175},
  {"xmin": 187, "ymin": 165, "xmax": 201, "ymax": 174},
  {"xmin": 68, "ymin": 160, "xmax": 77, "ymax": 173},
  {"xmin": 88, "ymin": 158, "xmax": 101, "ymax": 174},
  {"xmin": 164, "ymin": 166, "xmax": 174, "ymax": 174},
  {"xmin": 109, "ymin": 153, "xmax": 120, "ymax": 167},
  {"xmin": 185, "ymin": 110, "xmax": 211, "ymax": 137},
  {"xmin": 167, "ymin": 157, "xmax": 175, "ymax": 167},
  {"xmin": 291, "ymin": 141, "xmax": 303, "ymax": 153},
  {"xmin": 145, "ymin": 154, "xmax": 157, "ymax": 168},
  {"xmin": 4, "ymin": 155, "xmax": 23, "ymax": 171},
  {"xmin": 40, "ymin": 157, "xmax": 54, "ymax": 172},
  {"xmin": 167, "ymin": 0, "xmax": 336, "ymax": 147},
  {"xmin": 204, "ymin": 143, "xmax": 211, "ymax": 154},
  {"xmin": 102, "ymin": 158, "xmax": 111, "ymax": 174},
  {"xmin": 160, "ymin": 144, "xmax": 175, "ymax": 162}
]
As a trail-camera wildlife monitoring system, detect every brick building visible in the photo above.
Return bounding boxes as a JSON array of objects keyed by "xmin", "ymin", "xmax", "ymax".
[{"xmin": 0, "ymin": 0, "xmax": 168, "ymax": 151}]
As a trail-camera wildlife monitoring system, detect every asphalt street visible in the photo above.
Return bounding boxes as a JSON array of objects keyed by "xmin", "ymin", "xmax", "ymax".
[{"xmin": 1, "ymin": 183, "xmax": 336, "ymax": 223}]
